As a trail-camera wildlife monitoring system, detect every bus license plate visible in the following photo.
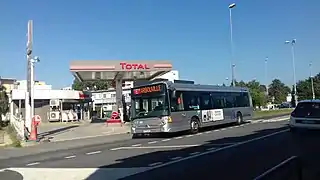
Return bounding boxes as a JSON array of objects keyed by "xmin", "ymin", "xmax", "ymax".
[{"xmin": 143, "ymin": 130, "xmax": 151, "ymax": 133}]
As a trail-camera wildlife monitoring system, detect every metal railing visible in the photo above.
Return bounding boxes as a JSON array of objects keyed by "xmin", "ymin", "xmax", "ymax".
[{"xmin": 254, "ymin": 156, "xmax": 302, "ymax": 180}]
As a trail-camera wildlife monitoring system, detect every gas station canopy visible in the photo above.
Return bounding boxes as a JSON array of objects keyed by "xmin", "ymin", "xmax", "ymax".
[{"xmin": 70, "ymin": 60, "xmax": 172, "ymax": 82}]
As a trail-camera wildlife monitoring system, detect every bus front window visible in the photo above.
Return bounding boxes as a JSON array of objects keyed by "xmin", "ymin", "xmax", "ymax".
[{"xmin": 131, "ymin": 95, "xmax": 169, "ymax": 120}]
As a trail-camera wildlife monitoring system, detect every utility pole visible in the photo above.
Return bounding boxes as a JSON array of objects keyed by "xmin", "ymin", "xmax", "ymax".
[
  {"xmin": 309, "ymin": 62, "xmax": 315, "ymax": 100},
  {"xmin": 26, "ymin": 20, "xmax": 33, "ymax": 137}
]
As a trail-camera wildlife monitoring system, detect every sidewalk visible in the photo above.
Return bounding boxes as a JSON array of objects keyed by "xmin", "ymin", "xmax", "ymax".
[{"xmin": 0, "ymin": 120, "xmax": 132, "ymax": 160}]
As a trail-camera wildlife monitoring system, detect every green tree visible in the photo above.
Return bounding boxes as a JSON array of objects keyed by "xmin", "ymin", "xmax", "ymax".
[
  {"xmin": 246, "ymin": 80, "xmax": 266, "ymax": 107},
  {"xmin": 0, "ymin": 85, "xmax": 9, "ymax": 126},
  {"xmin": 296, "ymin": 72, "xmax": 320, "ymax": 101},
  {"xmin": 268, "ymin": 79, "xmax": 291, "ymax": 104},
  {"xmin": 72, "ymin": 79, "xmax": 110, "ymax": 91}
]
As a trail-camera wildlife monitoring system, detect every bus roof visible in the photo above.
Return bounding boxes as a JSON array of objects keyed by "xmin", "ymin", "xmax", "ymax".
[{"xmin": 134, "ymin": 80, "xmax": 249, "ymax": 93}]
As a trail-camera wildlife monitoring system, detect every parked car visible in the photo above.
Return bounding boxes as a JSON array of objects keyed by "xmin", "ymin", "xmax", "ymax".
[{"xmin": 289, "ymin": 100, "xmax": 320, "ymax": 131}]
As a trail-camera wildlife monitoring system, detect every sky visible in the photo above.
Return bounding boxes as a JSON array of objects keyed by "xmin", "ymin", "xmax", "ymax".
[{"xmin": 0, "ymin": 0, "xmax": 319, "ymax": 89}]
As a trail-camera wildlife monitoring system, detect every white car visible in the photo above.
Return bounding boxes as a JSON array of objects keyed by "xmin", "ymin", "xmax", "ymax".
[{"xmin": 289, "ymin": 100, "xmax": 320, "ymax": 131}]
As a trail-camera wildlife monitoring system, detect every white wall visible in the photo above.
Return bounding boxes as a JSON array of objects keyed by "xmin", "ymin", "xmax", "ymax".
[
  {"xmin": 12, "ymin": 89, "xmax": 83, "ymax": 100},
  {"xmin": 154, "ymin": 70, "xmax": 179, "ymax": 82}
]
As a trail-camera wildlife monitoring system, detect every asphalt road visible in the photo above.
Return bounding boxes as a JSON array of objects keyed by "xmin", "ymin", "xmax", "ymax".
[{"xmin": 1, "ymin": 119, "xmax": 320, "ymax": 180}]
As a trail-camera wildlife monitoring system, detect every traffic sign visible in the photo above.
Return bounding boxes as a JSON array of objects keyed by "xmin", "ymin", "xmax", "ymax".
[{"xmin": 111, "ymin": 111, "xmax": 119, "ymax": 119}]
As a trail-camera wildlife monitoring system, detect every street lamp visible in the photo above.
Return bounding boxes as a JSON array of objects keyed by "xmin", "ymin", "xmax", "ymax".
[
  {"xmin": 229, "ymin": 3, "xmax": 236, "ymax": 86},
  {"xmin": 309, "ymin": 62, "xmax": 315, "ymax": 100},
  {"xmin": 265, "ymin": 56, "xmax": 268, "ymax": 96},
  {"xmin": 285, "ymin": 39, "xmax": 298, "ymax": 106}
]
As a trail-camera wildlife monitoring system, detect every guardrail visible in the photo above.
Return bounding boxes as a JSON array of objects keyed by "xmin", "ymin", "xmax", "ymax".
[{"xmin": 254, "ymin": 156, "xmax": 302, "ymax": 180}]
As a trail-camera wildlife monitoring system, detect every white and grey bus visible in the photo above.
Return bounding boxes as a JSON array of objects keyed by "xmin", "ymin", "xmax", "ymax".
[{"xmin": 130, "ymin": 80, "xmax": 253, "ymax": 137}]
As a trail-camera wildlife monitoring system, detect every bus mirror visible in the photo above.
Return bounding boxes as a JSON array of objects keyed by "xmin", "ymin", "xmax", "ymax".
[{"xmin": 172, "ymin": 90, "xmax": 177, "ymax": 98}]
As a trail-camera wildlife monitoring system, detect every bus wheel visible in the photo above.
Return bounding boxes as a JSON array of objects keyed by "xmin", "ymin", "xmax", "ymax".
[
  {"xmin": 190, "ymin": 118, "xmax": 200, "ymax": 134},
  {"xmin": 236, "ymin": 112, "xmax": 243, "ymax": 124}
]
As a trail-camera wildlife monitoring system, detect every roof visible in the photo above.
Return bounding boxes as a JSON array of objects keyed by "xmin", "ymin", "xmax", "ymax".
[
  {"xmin": 298, "ymin": 99, "xmax": 320, "ymax": 103},
  {"xmin": 69, "ymin": 60, "xmax": 173, "ymax": 82},
  {"xmin": 168, "ymin": 82, "xmax": 249, "ymax": 92},
  {"xmin": 133, "ymin": 80, "xmax": 249, "ymax": 93}
]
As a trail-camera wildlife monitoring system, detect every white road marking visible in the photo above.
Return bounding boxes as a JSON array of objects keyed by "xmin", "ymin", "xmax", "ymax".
[
  {"xmin": 220, "ymin": 128, "xmax": 226, "ymax": 131},
  {"xmin": 205, "ymin": 131, "xmax": 211, "ymax": 134},
  {"xmin": 213, "ymin": 129, "xmax": 220, "ymax": 132},
  {"xmin": 0, "ymin": 169, "xmax": 6, "ymax": 172},
  {"xmin": 132, "ymin": 144, "xmax": 142, "ymax": 147},
  {"xmin": 149, "ymin": 162, "xmax": 163, "ymax": 167},
  {"xmin": 86, "ymin": 151, "xmax": 101, "ymax": 155},
  {"xmin": 64, "ymin": 155, "xmax": 76, "ymax": 159},
  {"xmin": 171, "ymin": 157, "xmax": 182, "ymax": 160},
  {"xmin": 254, "ymin": 156, "xmax": 296, "ymax": 180},
  {"xmin": 26, "ymin": 162, "xmax": 40, "ymax": 166},
  {"xmin": 174, "ymin": 136, "xmax": 183, "ymax": 139},
  {"xmin": 207, "ymin": 147, "xmax": 217, "ymax": 151},
  {"xmin": 110, "ymin": 144, "xmax": 201, "ymax": 151},
  {"xmin": 148, "ymin": 141, "xmax": 158, "ymax": 144},
  {"xmin": 186, "ymin": 135, "xmax": 194, "ymax": 137},
  {"xmin": 146, "ymin": 129, "xmax": 289, "ymax": 169},
  {"xmin": 197, "ymin": 133, "xmax": 203, "ymax": 135},
  {"xmin": 162, "ymin": 139, "xmax": 171, "ymax": 142},
  {"xmin": 189, "ymin": 152, "xmax": 200, "ymax": 155}
]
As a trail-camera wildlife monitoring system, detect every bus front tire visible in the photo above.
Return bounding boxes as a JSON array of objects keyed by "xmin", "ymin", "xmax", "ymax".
[{"xmin": 190, "ymin": 118, "xmax": 200, "ymax": 134}]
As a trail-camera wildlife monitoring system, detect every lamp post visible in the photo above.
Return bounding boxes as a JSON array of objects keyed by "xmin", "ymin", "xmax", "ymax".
[
  {"xmin": 309, "ymin": 62, "xmax": 315, "ymax": 100},
  {"xmin": 285, "ymin": 39, "xmax": 298, "ymax": 106},
  {"xmin": 229, "ymin": 3, "xmax": 236, "ymax": 86},
  {"xmin": 265, "ymin": 56, "xmax": 268, "ymax": 96}
]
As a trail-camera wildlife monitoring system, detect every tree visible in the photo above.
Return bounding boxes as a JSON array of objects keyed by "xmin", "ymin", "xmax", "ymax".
[
  {"xmin": 72, "ymin": 79, "xmax": 110, "ymax": 91},
  {"xmin": 234, "ymin": 80, "xmax": 266, "ymax": 107},
  {"xmin": 0, "ymin": 85, "xmax": 9, "ymax": 126},
  {"xmin": 268, "ymin": 79, "xmax": 291, "ymax": 104},
  {"xmin": 296, "ymin": 72, "xmax": 320, "ymax": 101}
]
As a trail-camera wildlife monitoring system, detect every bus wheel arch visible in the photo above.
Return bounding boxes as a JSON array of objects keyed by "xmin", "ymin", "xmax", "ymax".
[
  {"xmin": 236, "ymin": 111, "xmax": 243, "ymax": 124},
  {"xmin": 190, "ymin": 116, "xmax": 200, "ymax": 134}
]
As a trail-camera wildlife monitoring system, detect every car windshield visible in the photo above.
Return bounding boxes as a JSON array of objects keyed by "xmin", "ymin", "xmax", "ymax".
[
  {"xmin": 131, "ymin": 95, "xmax": 169, "ymax": 120},
  {"xmin": 294, "ymin": 102, "xmax": 320, "ymax": 118}
]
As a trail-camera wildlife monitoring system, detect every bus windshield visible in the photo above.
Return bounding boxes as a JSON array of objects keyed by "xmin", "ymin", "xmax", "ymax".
[{"xmin": 131, "ymin": 84, "xmax": 169, "ymax": 120}]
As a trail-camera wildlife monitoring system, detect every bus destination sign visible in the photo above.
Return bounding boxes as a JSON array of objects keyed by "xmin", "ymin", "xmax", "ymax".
[{"xmin": 133, "ymin": 85, "xmax": 162, "ymax": 95}]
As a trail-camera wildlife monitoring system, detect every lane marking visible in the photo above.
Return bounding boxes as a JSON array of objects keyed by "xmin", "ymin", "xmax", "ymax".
[
  {"xmin": 186, "ymin": 135, "xmax": 194, "ymax": 137},
  {"xmin": 148, "ymin": 141, "xmax": 158, "ymax": 144},
  {"xmin": 0, "ymin": 169, "xmax": 6, "ymax": 172},
  {"xmin": 207, "ymin": 147, "xmax": 217, "ymax": 151},
  {"xmin": 213, "ymin": 130, "xmax": 220, "ymax": 132},
  {"xmin": 174, "ymin": 137, "xmax": 183, "ymax": 139},
  {"xmin": 64, "ymin": 155, "xmax": 76, "ymax": 159},
  {"xmin": 26, "ymin": 162, "xmax": 40, "ymax": 166},
  {"xmin": 132, "ymin": 144, "xmax": 142, "ymax": 147},
  {"xmin": 205, "ymin": 131, "xmax": 211, "ymax": 134},
  {"xmin": 253, "ymin": 156, "xmax": 297, "ymax": 180},
  {"xmin": 146, "ymin": 129, "xmax": 289, "ymax": 169},
  {"xmin": 171, "ymin": 157, "xmax": 182, "ymax": 160},
  {"xmin": 190, "ymin": 152, "xmax": 200, "ymax": 155},
  {"xmin": 162, "ymin": 139, "xmax": 171, "ymax": 142},
  {"xmin": 110, "ymin": 144, "xmax": 202, "ymax": 151},
  {"xmin": 86, "ymin": 151, "xmax": 101, "ymax": 155},
  {"xmin": 149, "ymin": 162, "xmax": 163, "ymax": 166},
  {"xmin": 220, "ymin": 128, "xmax": 226, "ymax": 131}
]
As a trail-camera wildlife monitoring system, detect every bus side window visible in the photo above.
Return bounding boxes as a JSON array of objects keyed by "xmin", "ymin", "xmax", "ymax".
[
  {"xmin": 211, "ymin": 92, "xmax": 226, "ymax": 109},
  {"xmin": 183, "ymin": 92, "xmax": 200, "ymax": 111},
  {"xmin": 171, "ymin": 92, "xmax": 184, "ymax": 112}
]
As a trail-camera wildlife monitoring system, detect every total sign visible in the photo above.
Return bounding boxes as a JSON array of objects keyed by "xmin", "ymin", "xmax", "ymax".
[{"xmin": 120, "ymin": 62, "xmax": 150, "ymax": 70}]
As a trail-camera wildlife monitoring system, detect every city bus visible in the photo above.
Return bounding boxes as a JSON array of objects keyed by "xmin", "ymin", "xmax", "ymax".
[{"xmin": 130, "ymin": 80, "xmax": 253, "ymax": 137}]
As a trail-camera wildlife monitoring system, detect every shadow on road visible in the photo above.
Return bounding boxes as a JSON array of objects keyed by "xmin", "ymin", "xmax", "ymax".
[
  {"xmin": 84, "ymin": 124, "xmax": 320, "ymax": 180},
  {"xmin": 38, "ymin": 125, "xmax": 79, "ymax": 140}
]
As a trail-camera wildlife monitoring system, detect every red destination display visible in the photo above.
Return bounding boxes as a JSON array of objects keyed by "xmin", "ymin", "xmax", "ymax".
[{"xmin": 133, "ymin": 85, "xmax": 161, "ymax": 95}]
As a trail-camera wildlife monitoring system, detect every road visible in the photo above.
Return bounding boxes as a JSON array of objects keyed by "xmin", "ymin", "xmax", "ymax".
[{"xmin": 1, "ymin": 119, "xmax": 320, "ymax": 180}]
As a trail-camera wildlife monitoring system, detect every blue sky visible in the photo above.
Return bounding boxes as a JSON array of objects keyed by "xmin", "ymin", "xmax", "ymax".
[{"xmin": 0, "ymin": 0, "xmax": 319, "ymax": 89}]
